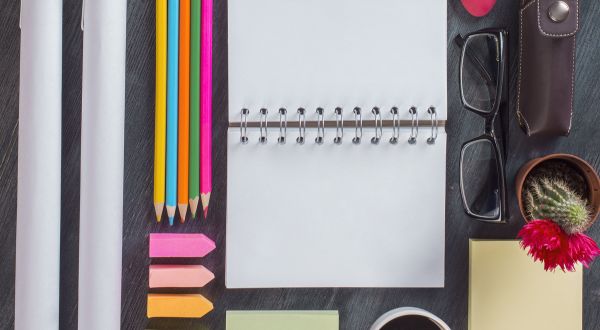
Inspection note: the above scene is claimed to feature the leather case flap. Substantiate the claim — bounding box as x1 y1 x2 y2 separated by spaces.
537 0 579 37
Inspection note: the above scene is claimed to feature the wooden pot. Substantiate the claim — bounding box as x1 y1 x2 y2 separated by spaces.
515 154 600 227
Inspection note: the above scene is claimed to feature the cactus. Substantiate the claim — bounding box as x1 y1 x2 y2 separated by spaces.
526 177 592 234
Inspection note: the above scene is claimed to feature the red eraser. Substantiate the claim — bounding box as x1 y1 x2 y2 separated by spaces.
461 0 496 17
149 233 216 258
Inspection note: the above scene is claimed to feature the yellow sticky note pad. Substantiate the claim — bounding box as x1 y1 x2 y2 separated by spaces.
147 294 213 318
469 240 582 330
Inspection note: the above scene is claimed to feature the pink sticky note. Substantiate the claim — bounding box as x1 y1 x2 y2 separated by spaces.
149 233 216 258
149 265 215 288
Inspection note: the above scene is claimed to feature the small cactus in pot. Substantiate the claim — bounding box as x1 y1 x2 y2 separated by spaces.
515 155 600 272
525 178 592 234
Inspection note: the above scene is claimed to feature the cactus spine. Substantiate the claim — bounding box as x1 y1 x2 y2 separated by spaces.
526 178 591 234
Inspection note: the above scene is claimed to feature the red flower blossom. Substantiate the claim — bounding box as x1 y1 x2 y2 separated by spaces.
518 219 600 272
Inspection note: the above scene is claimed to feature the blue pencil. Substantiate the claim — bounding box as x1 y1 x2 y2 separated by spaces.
166 0 179 225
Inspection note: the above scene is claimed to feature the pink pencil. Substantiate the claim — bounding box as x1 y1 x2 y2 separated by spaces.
200 0 213 218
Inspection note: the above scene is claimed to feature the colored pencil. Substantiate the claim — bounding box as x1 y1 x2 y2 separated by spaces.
201 0 213 218
166 0 180 225
178 0 191 223
154 0 167 222
16 1 62 328
189 0 201 218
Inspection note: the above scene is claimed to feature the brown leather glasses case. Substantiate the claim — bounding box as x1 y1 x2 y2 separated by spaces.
517 0 579 136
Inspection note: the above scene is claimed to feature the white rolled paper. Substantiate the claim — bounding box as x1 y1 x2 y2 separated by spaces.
15 1 63 329
78 0 127 329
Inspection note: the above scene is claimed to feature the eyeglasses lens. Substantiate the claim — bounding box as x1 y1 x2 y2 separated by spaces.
461 139 500 219
461 34 499 113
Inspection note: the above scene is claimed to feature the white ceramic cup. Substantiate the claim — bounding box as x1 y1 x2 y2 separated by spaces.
370 307 451 330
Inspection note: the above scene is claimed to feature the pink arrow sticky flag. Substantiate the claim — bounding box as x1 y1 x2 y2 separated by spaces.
149 233 216 258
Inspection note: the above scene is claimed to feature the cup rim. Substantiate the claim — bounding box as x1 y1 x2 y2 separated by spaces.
369 307 451 330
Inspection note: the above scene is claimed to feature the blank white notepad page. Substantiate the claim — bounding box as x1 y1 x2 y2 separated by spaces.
228 0 447 121
227 128 446 288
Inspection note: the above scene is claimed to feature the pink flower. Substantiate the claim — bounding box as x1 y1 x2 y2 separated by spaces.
568 233 600 268
518 219 600 272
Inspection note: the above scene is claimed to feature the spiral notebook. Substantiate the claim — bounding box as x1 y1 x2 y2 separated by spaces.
226 0 447 288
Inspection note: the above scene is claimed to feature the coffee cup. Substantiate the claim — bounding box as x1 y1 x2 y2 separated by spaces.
370 307 450 330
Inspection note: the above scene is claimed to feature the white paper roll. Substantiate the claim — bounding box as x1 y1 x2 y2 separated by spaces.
78 0 127 329
15 1 63 329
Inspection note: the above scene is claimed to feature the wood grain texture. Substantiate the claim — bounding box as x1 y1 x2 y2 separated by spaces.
0 1 20 328
1 0 600 329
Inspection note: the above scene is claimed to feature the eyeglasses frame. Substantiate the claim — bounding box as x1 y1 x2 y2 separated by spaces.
457 29 508 223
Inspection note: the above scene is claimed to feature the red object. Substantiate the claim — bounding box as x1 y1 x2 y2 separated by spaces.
518 219 600 272
460 0 496 17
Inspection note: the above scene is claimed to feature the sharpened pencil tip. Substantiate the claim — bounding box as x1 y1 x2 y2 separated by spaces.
189 196 200 219
166 205 176 225
154 203 164 222
200 192 211 219
178 204 188 224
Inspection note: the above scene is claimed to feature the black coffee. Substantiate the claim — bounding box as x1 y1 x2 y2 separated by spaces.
379 315 441 330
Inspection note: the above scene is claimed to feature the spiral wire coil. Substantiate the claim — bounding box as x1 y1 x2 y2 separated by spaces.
239 106 440 145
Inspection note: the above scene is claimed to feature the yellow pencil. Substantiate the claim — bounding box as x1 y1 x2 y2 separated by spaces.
154 0 167 222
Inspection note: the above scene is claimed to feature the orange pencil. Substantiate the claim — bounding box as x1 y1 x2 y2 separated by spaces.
178 0 191 223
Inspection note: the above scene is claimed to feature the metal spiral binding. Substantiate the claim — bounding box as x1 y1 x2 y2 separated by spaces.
297 107 306 144
315 107 325 144
240 108 249 144
353 107 362 144
259 108 268 144
238 106 440 145
278 108 287 144
408 106 418 145
334 107 343 144
371 107 382 144
427 106 438 145
389 107 399 144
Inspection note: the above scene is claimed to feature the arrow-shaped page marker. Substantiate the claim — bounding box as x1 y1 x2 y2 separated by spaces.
149 233 216 258
149 264 215 288
147 294 213 318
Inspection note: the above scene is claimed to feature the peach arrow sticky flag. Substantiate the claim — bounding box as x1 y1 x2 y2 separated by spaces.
149 265 215 288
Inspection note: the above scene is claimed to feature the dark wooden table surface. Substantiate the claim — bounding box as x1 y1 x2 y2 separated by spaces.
2 0 600 329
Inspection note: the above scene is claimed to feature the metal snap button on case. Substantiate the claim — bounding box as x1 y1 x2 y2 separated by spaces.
548 1 570 23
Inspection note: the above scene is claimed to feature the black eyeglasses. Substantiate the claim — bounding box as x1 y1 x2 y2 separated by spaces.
456 29 508 223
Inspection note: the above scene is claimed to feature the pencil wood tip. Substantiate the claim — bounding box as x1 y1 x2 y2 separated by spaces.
201 192 211 218
200 192 211 208
154 203 164 222
166 205 176 219
178 204 188 223
189 196 200 218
